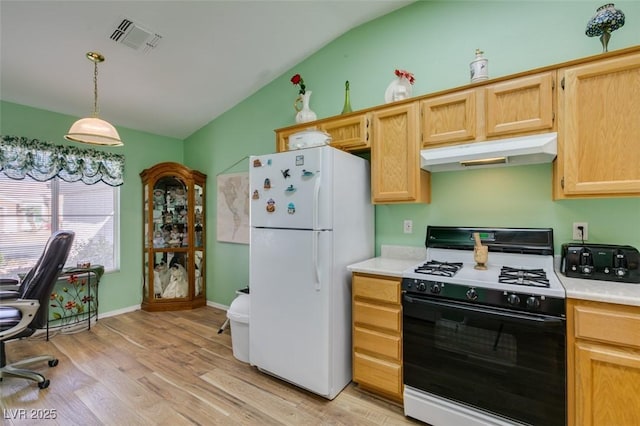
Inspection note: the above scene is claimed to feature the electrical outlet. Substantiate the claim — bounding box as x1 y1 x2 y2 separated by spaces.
403 219 413 234
572 222 589 240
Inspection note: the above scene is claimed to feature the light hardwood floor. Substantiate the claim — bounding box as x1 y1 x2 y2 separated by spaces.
1 307 420 425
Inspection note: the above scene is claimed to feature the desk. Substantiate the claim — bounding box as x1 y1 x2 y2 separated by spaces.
47 265 104 340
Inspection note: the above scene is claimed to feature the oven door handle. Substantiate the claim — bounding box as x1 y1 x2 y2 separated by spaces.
404 295 565 327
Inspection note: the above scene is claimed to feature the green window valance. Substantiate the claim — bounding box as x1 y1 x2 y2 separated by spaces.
0 135 124 186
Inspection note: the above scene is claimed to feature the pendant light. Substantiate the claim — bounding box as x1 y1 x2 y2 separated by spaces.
65 52 123 146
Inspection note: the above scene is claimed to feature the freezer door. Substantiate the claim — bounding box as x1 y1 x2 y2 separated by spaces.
249 147 332 230
249 227 334 397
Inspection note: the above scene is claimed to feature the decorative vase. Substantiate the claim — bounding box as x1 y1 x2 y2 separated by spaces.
294 91 317 123
586 4 625 52
341 81 352 114
470 49 489 83
384 77 412 103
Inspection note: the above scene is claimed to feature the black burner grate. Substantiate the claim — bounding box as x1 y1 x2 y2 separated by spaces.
499 267 550 287
415 260 463 277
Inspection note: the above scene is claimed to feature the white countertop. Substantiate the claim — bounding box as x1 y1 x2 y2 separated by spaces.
348 247 640 307
556 271 640 307
347 245 425 277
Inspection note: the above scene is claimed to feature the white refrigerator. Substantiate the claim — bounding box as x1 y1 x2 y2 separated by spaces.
249 145 374 400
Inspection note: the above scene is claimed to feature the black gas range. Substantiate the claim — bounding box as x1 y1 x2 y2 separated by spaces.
402 226 566 426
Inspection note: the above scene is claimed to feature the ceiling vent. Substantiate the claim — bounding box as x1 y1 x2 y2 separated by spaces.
110 18 162 53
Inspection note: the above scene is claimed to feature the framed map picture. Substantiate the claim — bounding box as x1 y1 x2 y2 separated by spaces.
216 172 249 244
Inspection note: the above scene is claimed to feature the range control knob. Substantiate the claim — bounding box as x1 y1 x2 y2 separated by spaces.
417 282 427 292
526 296 541 309
466 288 478 301
430 283 441 294
507 294 520 305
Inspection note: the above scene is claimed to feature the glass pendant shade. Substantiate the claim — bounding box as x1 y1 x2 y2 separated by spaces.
65 117 123 146
64 51 123 146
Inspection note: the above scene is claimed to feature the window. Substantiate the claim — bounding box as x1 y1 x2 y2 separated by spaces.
0 175 119 275
0 135 124 275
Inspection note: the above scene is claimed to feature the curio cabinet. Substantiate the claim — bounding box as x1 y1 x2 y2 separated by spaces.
140 162 206 311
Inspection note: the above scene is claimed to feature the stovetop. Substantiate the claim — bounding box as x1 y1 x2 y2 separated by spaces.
403 248 565 299
401 227 566 316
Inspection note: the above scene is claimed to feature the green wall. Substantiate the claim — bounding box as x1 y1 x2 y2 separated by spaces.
0 101 184 314
185 1 640 306
2 1 639 312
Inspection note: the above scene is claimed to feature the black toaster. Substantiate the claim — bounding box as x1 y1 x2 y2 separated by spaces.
561 243 640 283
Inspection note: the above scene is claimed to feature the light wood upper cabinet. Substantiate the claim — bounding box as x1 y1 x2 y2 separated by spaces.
275 125 318 153
567 299 640 426
485 72 555 137
421 89 478 146
555 51 640 198
371 102 430 204
318 112 370 152
421 72 555 148
274 112 370 153
352 273 403 403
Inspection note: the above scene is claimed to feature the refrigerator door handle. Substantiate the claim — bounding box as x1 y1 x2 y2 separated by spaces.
312 174 321 230
313 231 320 291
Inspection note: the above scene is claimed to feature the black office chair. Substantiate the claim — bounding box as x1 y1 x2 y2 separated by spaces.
0 230 75 389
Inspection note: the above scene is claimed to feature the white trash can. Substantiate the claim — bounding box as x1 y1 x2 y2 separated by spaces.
227 293 250 363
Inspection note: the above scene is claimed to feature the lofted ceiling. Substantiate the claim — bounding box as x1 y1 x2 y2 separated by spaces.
0 0 413 140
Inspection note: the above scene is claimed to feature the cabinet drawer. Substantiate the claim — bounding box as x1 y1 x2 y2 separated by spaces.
352 275 400 304
353 351 402 396
573 304 640 350
354 326 401 360
353 301 401 332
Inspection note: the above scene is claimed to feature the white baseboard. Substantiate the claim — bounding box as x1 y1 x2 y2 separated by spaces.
100 304 140 318
207 300 230 311
75 302 227 323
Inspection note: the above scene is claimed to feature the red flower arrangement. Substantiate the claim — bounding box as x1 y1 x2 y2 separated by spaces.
395 69 415 85
290 73 307 95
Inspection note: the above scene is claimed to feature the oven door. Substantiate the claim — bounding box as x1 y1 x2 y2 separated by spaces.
403 293 566 426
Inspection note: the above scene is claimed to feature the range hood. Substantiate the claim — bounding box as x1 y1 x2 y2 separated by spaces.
421 132 557 172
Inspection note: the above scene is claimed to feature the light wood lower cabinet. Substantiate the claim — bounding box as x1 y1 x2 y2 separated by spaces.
567 299 640 426
352 273 403 403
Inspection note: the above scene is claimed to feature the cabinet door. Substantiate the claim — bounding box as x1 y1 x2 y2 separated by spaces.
371 102 430 204
574 342 640 426
558 53 640 196
275 125 318 152
421 89 478 146
319 113 370 152
485 71 555 137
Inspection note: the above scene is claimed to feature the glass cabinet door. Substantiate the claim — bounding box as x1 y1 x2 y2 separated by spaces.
152 251 189 299
140 162 206 311
144 183 150 249
194 183 204 248
153 176 189 249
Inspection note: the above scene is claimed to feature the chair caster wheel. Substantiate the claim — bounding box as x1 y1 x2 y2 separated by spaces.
48 359 59 367
38 379 50 389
